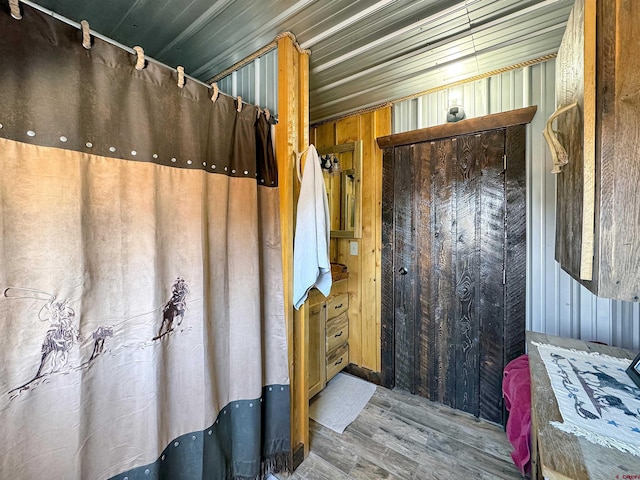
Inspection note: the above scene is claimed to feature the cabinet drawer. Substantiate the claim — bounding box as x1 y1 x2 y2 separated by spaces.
326 311 349 352
326 343 349 381
326 293 348 320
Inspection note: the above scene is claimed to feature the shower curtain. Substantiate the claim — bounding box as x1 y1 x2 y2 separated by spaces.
0 4 290 480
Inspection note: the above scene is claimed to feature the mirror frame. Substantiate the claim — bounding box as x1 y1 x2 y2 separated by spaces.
317 140 363 239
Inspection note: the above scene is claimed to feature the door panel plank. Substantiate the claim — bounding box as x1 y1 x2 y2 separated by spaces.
478 129 507 424
505 125 527 367
415 142 433 398
381 148 396 389
431 138 457 406
393 145 417 392
453 134 482 416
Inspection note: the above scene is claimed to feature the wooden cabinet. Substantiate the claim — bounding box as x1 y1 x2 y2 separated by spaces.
552 0 640 301
307 298 326 398
325 293 349 382
307 280 350 399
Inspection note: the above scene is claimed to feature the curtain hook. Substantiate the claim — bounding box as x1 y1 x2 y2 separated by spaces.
265 109 271 121
9 0 22 20
236 96 242 113
133 46 145 70
80 20 91 49
177 66 185 88
256 107 262 119
210 82 219 103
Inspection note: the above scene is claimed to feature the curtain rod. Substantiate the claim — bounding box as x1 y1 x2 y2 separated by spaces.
20 0 210 90
19 0 277 118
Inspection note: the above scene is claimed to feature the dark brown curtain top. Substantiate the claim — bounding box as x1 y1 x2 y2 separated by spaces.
0 3 277 187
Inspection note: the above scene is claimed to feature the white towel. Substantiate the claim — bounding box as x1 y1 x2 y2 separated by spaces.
293 145 332 309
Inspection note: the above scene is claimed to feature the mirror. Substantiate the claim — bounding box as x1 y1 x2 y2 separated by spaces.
317 141 362 238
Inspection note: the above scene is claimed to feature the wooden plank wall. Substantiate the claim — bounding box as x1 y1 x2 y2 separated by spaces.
310 107 392 373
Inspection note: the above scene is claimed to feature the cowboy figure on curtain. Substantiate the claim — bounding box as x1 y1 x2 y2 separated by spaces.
154 277 190 340
5 287 82 395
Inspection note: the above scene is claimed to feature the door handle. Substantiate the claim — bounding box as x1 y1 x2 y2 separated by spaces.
399 267 408 275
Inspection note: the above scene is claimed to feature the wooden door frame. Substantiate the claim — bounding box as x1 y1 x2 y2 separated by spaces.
376 107 535 417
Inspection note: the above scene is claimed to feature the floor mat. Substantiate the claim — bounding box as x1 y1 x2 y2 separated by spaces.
309 372 376 434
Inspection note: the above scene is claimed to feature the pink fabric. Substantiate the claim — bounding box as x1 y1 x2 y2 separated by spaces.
503 354 531 476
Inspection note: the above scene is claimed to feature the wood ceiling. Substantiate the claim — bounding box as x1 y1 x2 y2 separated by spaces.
25 0 573 123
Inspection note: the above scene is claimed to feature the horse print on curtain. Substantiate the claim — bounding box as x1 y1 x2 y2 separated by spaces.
0 4 290 480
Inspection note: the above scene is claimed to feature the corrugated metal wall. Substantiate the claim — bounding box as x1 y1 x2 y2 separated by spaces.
393 59 640 349
217 49 279 116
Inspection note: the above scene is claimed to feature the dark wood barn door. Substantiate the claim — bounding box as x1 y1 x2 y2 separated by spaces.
378 108 532 425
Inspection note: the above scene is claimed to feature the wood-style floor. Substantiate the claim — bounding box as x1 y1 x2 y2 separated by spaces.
278 385 522 480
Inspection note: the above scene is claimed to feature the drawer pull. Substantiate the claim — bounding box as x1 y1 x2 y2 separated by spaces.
334 331 343 338
334 303 343 309
334 358 343 366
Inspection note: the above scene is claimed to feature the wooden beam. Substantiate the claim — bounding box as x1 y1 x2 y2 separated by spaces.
359 111 378 372
374 107 391 373
580 0 596 280
276 35 310 460
376 106 537 149
296 48 310 457
336 117 362 367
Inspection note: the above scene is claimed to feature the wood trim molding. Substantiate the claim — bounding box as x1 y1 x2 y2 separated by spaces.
376 106 537 149
291 442 305 471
